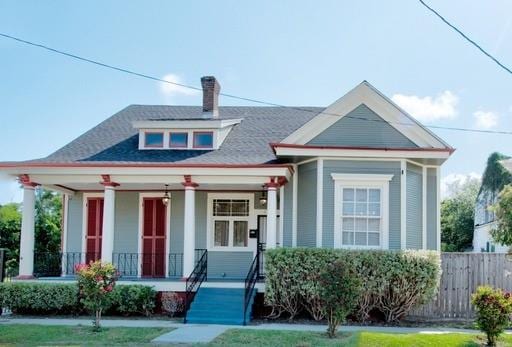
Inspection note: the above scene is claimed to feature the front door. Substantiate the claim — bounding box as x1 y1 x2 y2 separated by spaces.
86 198 103 263
141 198 166 277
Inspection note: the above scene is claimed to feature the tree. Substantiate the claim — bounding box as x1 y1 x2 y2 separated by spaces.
441 178 480 252
490 185 512 247
0 203 22 275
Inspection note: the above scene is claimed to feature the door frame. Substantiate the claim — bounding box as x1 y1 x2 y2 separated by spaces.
137 192 171 278
81 193 105 262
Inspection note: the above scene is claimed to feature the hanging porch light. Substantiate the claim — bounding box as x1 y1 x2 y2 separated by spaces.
162 184 170 206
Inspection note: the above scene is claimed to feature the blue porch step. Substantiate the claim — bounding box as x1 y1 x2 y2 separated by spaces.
185 287 257 325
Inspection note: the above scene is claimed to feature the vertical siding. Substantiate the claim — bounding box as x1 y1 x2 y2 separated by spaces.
113 192 138 253
297 161 317 247
323 160 402 250
169 191 184 254
66 192 83 253
427 168 438 250
406 164 423 249
282 174 294 247
307 104 418 148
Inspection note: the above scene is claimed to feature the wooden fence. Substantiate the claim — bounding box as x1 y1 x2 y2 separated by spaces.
408 252 512 321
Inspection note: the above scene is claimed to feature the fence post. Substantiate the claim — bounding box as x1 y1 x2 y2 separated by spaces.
0 249 6 282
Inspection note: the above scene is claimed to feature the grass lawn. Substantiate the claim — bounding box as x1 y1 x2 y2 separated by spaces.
210 329 512 347
0 324 171 346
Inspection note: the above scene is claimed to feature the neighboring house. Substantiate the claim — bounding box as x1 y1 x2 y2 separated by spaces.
0 77 453 324
472 155 511 253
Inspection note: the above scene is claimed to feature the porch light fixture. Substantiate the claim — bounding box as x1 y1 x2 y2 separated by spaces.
259 188 267 206
162 185 170 206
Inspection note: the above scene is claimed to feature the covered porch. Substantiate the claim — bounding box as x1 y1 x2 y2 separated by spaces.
12 164 291 283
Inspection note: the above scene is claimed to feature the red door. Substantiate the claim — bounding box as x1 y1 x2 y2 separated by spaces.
141 198 166 277
86 198 103 264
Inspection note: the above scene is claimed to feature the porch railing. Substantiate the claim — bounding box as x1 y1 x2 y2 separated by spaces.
112 253 184 278
184 249 208 323
257 242 266 279
34 252 101 277
243 250 259 325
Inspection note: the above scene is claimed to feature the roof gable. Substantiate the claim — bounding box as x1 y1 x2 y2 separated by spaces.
307 104 418 148
282 81 451 149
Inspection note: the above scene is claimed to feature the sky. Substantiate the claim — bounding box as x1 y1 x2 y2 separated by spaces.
0 0 511 203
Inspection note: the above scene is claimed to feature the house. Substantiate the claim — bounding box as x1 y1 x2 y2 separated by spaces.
0 76 453 324
472 153 511 253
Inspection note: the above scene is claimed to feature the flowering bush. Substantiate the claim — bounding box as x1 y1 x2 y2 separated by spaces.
472 286 512 347
75 261 119 331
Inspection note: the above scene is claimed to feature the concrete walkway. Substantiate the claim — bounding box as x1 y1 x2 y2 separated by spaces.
2 316 509 344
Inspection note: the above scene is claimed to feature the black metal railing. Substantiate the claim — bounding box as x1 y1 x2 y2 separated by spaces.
33 252 101 277
184 249 208 323
243 251 259 325
257 242 266 279
0 249 6 282
112 252 184 278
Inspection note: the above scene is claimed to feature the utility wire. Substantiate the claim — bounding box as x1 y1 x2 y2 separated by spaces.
418 0 512 75
1 31 511 136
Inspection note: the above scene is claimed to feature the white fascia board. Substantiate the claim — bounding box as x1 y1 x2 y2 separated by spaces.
132 119 242 129
281 81 449 149
274 146 451 160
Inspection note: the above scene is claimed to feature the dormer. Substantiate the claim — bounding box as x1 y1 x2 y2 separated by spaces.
133 118 242 150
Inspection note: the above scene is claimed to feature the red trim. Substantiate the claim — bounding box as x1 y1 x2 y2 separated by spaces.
277 176 288 186
169 132 188 148
18 174 38 188
193 131 214 149
100 174 120 187
144 131 164 148
270 143 456 154
182 175 199 188
264 177 279 189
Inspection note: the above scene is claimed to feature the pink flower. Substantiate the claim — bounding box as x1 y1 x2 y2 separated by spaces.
105 284 113 292
74 263 88 272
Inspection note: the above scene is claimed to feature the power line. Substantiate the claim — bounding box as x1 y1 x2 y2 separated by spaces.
1 31 511 136
418 0 512 75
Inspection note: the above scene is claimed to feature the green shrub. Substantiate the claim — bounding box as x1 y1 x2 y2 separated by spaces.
264 248 441 323
111 285 156 317
0 282 80 314
319 259 362 338
472 286 512 347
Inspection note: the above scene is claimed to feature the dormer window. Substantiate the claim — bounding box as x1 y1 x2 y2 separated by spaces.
169 132 188 148
193 131 214 149
144 132 164 148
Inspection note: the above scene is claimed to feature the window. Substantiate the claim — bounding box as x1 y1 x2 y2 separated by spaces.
193 131 214 148
341 188 381 247
144 132 164 147
211 198 250 248
169 132 188 148
332 173 393 249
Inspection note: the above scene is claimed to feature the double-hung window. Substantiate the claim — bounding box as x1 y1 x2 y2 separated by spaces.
332 174 393 249
211 198 250 248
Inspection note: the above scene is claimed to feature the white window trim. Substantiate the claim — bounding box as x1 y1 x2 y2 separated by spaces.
137 192 171 278
206 193 255 252
139 129 219 150
332 173 393 249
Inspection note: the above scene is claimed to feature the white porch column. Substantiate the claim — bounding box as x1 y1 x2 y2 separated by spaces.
18 180 37 278
100 176 118 263
183 175 198 277
265 178 279 249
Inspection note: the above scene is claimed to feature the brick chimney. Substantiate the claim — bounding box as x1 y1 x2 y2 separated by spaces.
201 76 220 118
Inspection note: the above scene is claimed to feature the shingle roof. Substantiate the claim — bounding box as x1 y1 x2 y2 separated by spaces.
29 105 324 165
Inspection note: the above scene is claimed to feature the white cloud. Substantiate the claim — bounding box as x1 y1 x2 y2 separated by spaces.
160 74 199 97
441 172 481 199
391 91 458 122
473 110 498 129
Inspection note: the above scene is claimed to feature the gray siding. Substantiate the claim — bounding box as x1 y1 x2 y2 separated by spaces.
66 192 83 253
169 191 184 254
307 104 418 148
323 160 402 249
282 174 294 247
406 164 423 249
427 168 438 250
207 251 253 279
113 192 138 253
297 161 317 247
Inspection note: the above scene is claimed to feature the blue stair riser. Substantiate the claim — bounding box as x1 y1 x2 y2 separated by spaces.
186 287 257 326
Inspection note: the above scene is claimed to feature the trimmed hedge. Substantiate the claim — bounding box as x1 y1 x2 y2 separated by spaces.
264 248 441 322
0 282 157 316
0 282 79 314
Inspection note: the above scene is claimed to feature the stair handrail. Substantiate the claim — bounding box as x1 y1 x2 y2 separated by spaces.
243 249 259 325
184 249 208 323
